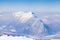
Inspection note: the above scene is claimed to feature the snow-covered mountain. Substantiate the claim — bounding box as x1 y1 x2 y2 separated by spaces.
0 11 60 40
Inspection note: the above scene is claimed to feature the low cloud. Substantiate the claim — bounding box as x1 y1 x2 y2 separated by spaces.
0 35 33 40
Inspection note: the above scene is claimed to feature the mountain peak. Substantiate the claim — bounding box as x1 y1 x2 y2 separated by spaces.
13 11 33 23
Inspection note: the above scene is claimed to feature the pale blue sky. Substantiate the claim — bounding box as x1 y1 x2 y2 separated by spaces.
0 0 60 12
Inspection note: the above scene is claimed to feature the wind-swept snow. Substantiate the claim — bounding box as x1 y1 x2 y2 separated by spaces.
13 11 33 23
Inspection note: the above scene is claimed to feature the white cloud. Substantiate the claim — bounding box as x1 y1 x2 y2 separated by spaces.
13 11 33 23
0 25 16 35
10 29 16 33
0 35 33 40
39 32 60 40
0 25 6 30
41 16 49 23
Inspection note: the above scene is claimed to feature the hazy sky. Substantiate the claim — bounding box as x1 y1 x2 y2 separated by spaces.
0 0 60 12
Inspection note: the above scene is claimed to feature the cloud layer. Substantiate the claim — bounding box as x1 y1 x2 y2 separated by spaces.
0 35 33 40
